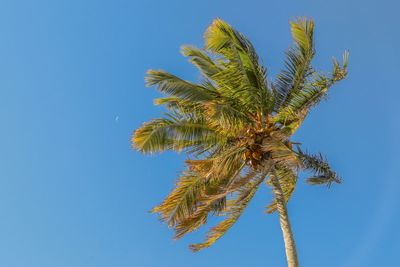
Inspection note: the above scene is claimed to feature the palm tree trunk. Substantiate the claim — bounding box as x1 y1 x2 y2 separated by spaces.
270 171 299 267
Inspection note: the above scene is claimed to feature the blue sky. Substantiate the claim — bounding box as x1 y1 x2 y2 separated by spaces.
0 0 399 266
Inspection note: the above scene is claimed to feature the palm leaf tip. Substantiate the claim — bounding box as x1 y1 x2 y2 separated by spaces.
131 118 175 154
131 127 146 151
290 17 314 52
131 123 156 154
306 175 342 186
189 218 235 252
342 50 349 68
204 18 235 52
145 69 164 86
332 51 349 82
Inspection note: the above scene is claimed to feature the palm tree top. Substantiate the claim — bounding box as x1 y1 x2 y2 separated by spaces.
132 17 348 252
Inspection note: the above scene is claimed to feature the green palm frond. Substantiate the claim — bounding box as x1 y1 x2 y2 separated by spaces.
274 18 315 110
154 96 200 114
132 115 226 154
204 19 273 117
274 51 349 126
146 70 216 102
204 101 253 133
204 18 255 54
181 45 221 78
332 51 349 82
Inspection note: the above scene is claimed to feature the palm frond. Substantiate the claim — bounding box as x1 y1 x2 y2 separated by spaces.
174 202 212 239
274 51 349 127
297 148 342 186
146 70 216 102
181 45 221 78
204 101 254 133
152 171 206 227
154 96 199 114
170 156 258 241
132 116 226 154
202 144 247 182
189 171 266 251
204 18 273 117
274 18 315 110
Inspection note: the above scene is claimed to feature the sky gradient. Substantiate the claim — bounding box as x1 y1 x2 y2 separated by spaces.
0 0 399 266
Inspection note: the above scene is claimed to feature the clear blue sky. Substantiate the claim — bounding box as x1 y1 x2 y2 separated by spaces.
0 0 399 266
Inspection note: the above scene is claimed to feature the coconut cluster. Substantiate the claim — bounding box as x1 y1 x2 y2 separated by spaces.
243 128 271 168
242 125 294 169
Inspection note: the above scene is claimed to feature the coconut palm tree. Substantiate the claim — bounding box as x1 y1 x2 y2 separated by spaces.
132 18 348 267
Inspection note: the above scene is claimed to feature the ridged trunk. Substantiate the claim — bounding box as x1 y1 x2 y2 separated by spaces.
270 172 299 267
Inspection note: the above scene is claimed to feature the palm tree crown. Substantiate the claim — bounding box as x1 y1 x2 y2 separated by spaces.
132 18 348 252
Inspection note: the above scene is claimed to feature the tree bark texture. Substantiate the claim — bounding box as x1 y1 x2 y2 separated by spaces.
270 172 299 267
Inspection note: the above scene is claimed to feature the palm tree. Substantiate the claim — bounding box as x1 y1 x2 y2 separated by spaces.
132 18 348 267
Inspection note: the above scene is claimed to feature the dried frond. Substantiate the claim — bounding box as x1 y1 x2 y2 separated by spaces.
297 149 342 186
189 171 267 251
